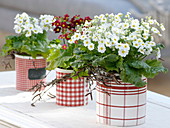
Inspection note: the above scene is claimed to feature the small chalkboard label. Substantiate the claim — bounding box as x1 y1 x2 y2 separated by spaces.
28 67 46 80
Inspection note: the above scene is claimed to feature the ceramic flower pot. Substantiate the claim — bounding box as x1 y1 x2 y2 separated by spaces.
96 78 147 127
56 68 88 106
15 54 46 91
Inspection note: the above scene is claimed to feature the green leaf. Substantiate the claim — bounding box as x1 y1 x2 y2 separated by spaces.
120 63 146 87
47 49 60 61
145 59 162 67
129 60 150 69
156 43 165 49
104 54 118 62
13 41 23 49
80 54 95 60
71 60 85 69
143 59 168 78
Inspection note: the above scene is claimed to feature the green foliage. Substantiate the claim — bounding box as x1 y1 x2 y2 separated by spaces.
1 31 51 58
47 43 76 70
119 59 168 86
120 63 146 87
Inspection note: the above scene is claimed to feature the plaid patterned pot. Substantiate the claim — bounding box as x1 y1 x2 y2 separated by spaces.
56 68 88 106
96 78 147 127
15 54 46 91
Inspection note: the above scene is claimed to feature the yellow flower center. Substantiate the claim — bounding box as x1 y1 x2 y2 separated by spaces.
121 50 126 54
85 41 89 44
100 47 104 50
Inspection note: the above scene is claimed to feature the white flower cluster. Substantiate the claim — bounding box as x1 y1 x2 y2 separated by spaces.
39 14 55 31
69 12 165 58
14 12 54 37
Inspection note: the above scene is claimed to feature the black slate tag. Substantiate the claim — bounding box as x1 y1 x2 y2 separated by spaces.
28 67 46 80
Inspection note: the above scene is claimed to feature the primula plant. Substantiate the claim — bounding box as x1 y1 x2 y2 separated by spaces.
1 12 54 58
30 12 168 105
68 12 168 87
47 14 91 70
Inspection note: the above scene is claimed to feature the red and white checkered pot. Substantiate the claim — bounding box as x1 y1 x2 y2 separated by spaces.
56 68 88 107
96 78 147 127
15 54 46 91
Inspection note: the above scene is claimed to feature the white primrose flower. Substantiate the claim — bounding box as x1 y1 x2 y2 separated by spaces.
91 35 98 42
14 14 20 20
99 39 105 45
26 24 34 31
122 43 130 51
138 47 146 54
101 17 107 23
33 25 43 34
80 34 87 40
145 47 153 55
137 38 143 44
68 38 76 44
144 42 152 48
73 33 81 40
25 19 30 25
128 33 138 40
142 34 149 40
105 32 112 38
140 42 146 48
133 41 140 48
160 24 165 31
105 39 112 47
131 19 139 29
125 12 131 18
149 41 156 47
88 43 95 51
14 25 22 34
83 39 91 47
151 27 160 34
82 27 87 32
154 19 160 26
114 15 121 22
33 28 39 34
14 18 24 25
112 36 119 43
25 30 32 37
136 26 145 32
20 12 29 19
109 13 114 18
122 23 129 29
98 44 106 53
148 19 154 24
142 22 150 29
94 15 99 19
117 13 123 17
23 25 31 32
115 43 123 49
118 49 129 57
111 41 118 46
84 20 91 27
99 14 105 19
123 36 129 41
68 39 74 44
32 18 39 25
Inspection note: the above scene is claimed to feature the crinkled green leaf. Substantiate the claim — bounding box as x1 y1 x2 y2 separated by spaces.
129 60 150 69
143 59 168 78
120 63 146 87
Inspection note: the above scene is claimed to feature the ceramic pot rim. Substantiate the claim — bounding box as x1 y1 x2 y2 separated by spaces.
15 54 44 59
55 68 73 73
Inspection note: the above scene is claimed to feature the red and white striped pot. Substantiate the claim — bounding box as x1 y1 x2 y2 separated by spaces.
15 54 46 91
96 78 147 127
56 68 88 107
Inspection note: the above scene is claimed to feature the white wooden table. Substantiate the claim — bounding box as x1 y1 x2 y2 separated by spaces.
0 71 170 128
